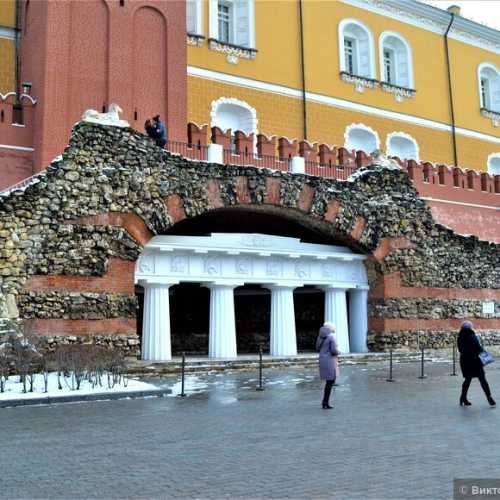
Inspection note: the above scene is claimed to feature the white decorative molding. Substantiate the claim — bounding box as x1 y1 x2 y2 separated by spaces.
81 103 129 128
380 82 416 102
481 108 500 127
188 66 500 145
210 96 258 136
208 39 257 64
0 92 37 105
340 72 379 93
477 62 500 116
338 0 500 55
136 233 368 288
187 34 205 47
386 131 420 161
344 123 381 152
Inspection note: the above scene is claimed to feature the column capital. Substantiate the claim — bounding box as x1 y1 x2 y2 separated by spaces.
138 279 179 288
204 282 244 289
319 285 348 292
263 283 302 291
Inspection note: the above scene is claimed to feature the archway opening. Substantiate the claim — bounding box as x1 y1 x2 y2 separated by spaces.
135 207 369 360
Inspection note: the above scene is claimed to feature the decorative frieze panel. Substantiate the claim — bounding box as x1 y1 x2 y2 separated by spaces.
208 38 257 65
380 82 416 102
187 34 205 47
136 233 368 288
340 72 379 93
481 108 500 127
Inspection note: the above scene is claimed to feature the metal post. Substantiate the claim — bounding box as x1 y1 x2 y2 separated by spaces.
386 343 395 382
419 346 427 379
256 346 264 391
180 351 186 397
450 343 457 376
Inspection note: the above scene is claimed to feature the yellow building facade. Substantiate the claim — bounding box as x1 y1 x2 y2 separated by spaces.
187 0 500 173
0 0 16 94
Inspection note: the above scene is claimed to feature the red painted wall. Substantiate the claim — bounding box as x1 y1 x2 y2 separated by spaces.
18 0 187 171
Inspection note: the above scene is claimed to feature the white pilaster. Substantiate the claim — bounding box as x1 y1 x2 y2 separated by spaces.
268 285 298 356
207 284 238 358
349 288 369 353
323 287 350 354
142 283 174 361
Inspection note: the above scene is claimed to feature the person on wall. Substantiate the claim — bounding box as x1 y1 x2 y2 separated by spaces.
458 320 496 407
152 114 167 148
316 322 340 410
144 119 158 142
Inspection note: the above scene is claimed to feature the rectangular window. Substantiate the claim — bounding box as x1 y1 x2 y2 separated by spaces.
218 2 232 44
481 78 490 109
384 49 395 84
344 38 356 75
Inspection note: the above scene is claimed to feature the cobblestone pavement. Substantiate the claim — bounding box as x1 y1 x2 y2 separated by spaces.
1 359 500 500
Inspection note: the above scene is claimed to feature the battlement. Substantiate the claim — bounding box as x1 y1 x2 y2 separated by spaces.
0 93 36 150
181 123 500 206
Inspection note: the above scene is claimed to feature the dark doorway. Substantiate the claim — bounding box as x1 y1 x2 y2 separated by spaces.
295 286 324 352
170 283 210 355
234 285 271 353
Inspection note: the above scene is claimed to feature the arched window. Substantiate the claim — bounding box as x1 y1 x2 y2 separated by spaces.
338 19 375 78
211 98 257 135
208 0 255 48
478 63 500 112
379 32 413 89
487 154 500 175
344 124 379 153
386 132 419 161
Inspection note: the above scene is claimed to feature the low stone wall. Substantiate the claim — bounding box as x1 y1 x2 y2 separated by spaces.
0 122 497 354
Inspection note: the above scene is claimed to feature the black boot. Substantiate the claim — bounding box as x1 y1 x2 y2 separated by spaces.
322 381 334 409
487 396 496 407
460 379 472 406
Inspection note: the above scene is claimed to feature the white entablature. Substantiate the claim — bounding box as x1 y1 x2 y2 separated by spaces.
135 233 368 289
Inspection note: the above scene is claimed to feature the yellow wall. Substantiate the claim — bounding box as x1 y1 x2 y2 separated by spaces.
188 75 500 171
0 38 15 93
0 0 16 27
0 0 16 93
187 0 500 171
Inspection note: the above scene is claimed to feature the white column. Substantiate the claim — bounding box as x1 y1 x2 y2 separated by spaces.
323 287 350 354
142 283 174 361
349 288 369 353
207 284 238 358
269 285 298 356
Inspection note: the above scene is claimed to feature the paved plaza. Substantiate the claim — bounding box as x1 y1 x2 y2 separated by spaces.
1 359 500 500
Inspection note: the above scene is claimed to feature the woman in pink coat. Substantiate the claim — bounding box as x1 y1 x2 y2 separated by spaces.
316 322 340 409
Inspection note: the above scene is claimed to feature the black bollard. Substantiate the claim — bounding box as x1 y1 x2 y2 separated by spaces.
256 346 265 391
418 346 427 379
386 344 395 382
180 351 186 397
450 343 457 376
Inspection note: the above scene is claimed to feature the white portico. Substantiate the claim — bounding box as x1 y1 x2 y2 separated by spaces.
135 233 369 361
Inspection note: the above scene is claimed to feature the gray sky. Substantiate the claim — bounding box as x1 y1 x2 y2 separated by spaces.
422 1 500 30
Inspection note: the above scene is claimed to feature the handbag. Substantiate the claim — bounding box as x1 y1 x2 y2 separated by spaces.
479 351 494 366
477 334 494 366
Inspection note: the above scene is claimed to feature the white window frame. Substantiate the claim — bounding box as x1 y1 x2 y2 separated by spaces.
218 1 234 44
338 18 375 79
386 132 419 161
378 31 414 89
478 62 500 112
209 0 256 49
187 0 203 36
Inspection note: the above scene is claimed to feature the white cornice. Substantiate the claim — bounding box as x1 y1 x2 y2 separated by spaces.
338 0 500 54
188 66 500 145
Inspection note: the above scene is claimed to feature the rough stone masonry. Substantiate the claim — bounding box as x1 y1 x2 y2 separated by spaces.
0 122 498 355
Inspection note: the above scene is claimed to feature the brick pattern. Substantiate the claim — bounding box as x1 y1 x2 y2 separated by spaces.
24 317 136 336
23 258 136 294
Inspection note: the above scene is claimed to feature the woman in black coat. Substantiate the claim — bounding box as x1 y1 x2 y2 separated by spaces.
457 320 496 407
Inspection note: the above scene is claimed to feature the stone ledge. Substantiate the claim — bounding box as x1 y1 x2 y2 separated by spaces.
0 387 171 408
